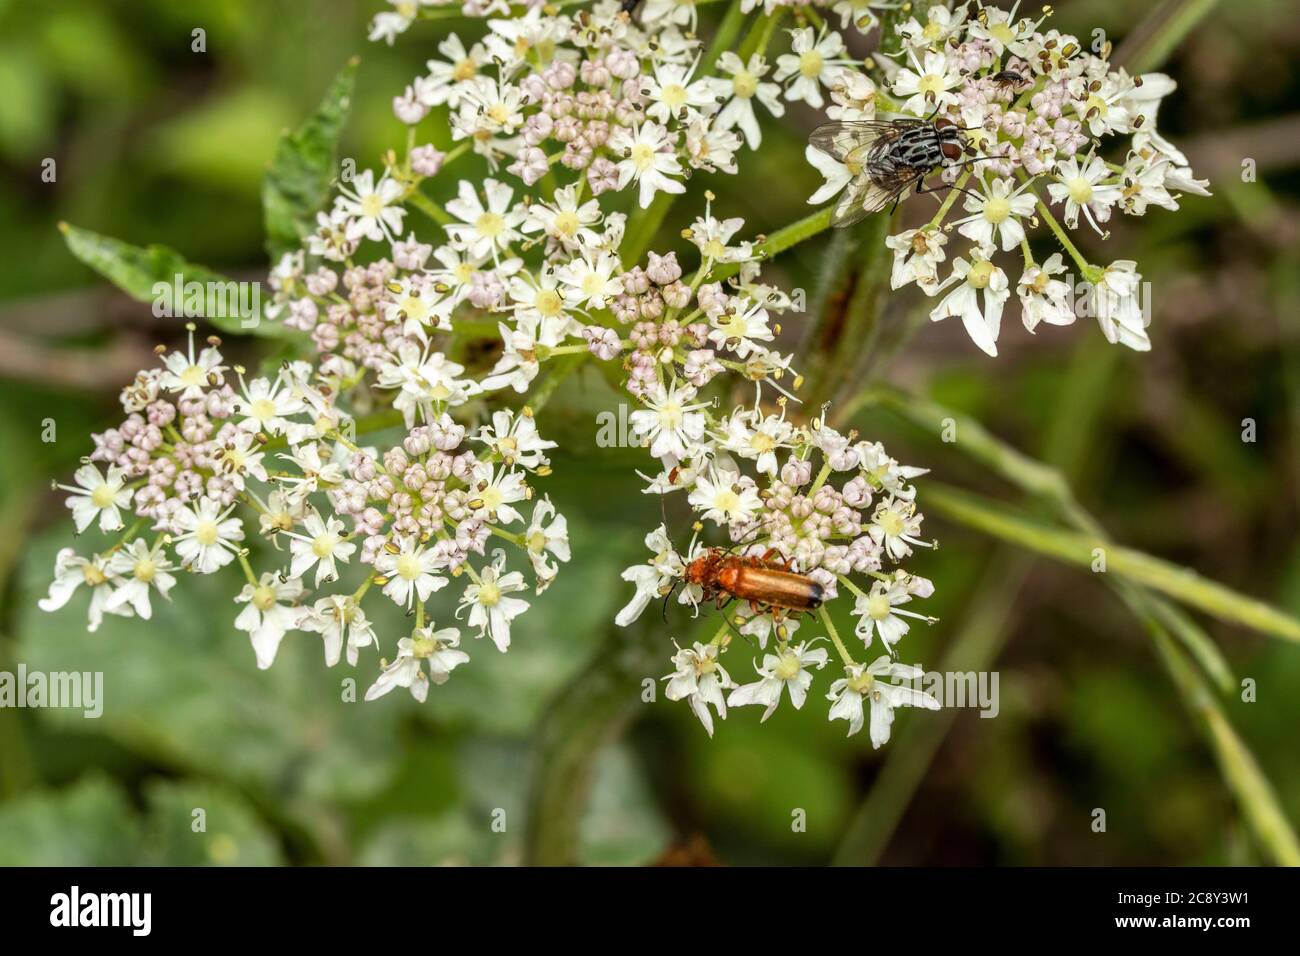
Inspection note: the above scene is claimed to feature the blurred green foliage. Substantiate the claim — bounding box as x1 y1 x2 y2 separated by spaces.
2 0 1300 866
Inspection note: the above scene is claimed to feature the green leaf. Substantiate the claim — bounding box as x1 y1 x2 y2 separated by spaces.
0 776 139 866
15 530 405 810
579 745 670 865
0 776 283 865
142 780 283 866
59 222 290 338
262 57 358 261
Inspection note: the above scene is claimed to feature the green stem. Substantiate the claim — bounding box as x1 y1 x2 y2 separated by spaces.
698 207 835 287
405 189 453 227
1113 0 1221 73
1141 600 1300 866
819 605 856 667
737 8 786 63
834 555 1031 865
926 170 970 229
703 0 748 68
620 191 676 267
523 615 664 865
922 482 1300 644
1033 192 1095 278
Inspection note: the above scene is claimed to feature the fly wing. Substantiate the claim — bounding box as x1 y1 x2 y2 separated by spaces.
830 163 924 228
808 120 918 164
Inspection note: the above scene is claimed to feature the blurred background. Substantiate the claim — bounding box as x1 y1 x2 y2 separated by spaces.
1 0 1298 866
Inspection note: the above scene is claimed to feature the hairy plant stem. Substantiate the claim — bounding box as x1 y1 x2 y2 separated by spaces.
920 482 1300 643
522 614 663 865
842 381 1300 865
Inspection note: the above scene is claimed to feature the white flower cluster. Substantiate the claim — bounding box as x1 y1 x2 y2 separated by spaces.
46 0 1188 748
40 324 568 703
804 0 1210 354
617 415 941 747
38 0 832 708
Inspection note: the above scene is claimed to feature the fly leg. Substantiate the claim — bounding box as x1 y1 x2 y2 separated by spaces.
715 596 758 649
760 547 792 571
915 176 983 204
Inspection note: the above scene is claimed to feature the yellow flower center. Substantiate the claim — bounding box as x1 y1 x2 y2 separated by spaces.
721 313 750 339
535 289 564 317
630 142 656 172
477 580 501 606
553 210 579 236
983 196 1012 224
251 398 277 422
312 533 337 558
733 71 757 98
252 585 277 611
91 484 116 508
475 212 505 238
360 193 386 219
452 58 477 82
918 73 945 97
774 653 802 681
799 51 824 78
847 671 875 694
526 530 547 554
967 259 995 290
1067 177 1094 205
83 564 107 587
661 83 687 110
867 594 892 620
400 294 430 322
713 488 741 515
396 554 422 581
221 446 246 471
878 510 905 536
179 364 207 388
194 520 219 546
134 558 156 584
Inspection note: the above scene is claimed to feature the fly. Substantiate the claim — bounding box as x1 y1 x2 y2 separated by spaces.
809 115 983 227
991 69 1031 94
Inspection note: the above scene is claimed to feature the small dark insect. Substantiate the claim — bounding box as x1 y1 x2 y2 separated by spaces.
620 0 643 13
684 547 825 619
991 69 1030 93
809 116 981 227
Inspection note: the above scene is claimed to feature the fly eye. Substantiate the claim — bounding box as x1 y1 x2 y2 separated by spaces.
934 117 955 130
941 141 963 161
